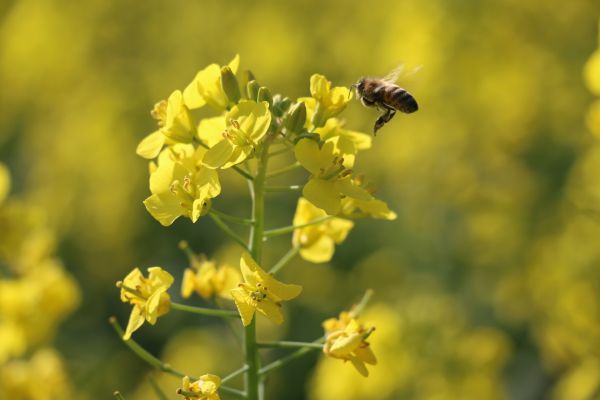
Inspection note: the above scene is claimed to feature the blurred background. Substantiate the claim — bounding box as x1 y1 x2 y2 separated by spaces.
2 0 600 399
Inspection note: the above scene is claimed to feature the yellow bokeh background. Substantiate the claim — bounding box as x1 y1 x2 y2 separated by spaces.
2 0 600 399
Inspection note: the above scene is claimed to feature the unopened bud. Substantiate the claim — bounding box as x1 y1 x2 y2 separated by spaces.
239 70 257 98
284 102 307 134
272 95 292 117
257 86 273 106
246 80 260 101
220 66 241 104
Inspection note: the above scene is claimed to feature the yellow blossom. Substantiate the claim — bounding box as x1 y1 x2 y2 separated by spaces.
323 318 377 377
197 116 227 147
299 74 352 128
292 197 354 263
136 90 196 159
117 266 174 340
183 54 240 111
340 179 397 220
314 118 371 167
230 252 302 326
295 139 371 215
202 100 272 169
181 255 240 300
179 374 221 400
144 144 221 226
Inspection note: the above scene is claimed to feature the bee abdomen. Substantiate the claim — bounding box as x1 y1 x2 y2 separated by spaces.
386 86 418 113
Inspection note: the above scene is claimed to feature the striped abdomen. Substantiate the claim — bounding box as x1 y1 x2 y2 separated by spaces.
380 84 418 113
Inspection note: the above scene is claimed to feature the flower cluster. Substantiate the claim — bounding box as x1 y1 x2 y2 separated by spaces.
116 56 401 398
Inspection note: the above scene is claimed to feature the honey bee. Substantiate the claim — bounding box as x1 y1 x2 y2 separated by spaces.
352 65 419 134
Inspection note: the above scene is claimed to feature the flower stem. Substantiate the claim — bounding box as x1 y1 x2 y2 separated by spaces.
113 391 126 400
222 365 249 384
208 213 250 251
245 136 273 400
210 209 254 225
264 185 301 192
269 247 300 274
258 338 325 377
170 302 239 318
265 162 301 179
263 216 333 238
257 341 324 349
109 317 190 379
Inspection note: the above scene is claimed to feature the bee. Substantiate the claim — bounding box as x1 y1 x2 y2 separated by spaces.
352 65 419 135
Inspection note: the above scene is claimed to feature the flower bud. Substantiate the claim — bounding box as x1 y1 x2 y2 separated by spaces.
272 95 292 117
257 86 273 106
246 80 260 101
284 102 307 134
220 66 241 104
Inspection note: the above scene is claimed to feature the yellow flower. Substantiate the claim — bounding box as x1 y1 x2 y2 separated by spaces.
143 144 221 226
295 139 371 215
292 197 354 263
136 90 196 159
230 252 302 326
338 177 397 220
117 266 174 340
181 255 241 300
202 100 272 169
0 163 10 205
197 116 227 147
298 74 352 128
183 54 240 110
323 318 377 377
314 118 371 168
179 375 221 400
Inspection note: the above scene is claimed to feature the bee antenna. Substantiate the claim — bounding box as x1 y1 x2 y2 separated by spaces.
348 83 356 99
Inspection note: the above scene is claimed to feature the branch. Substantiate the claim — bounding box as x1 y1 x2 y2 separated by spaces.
269 247 300 274
264 185 301 193
208 213 250 251
263 216 333 238
257 341 324 349
171 302 239 318
209 209 254 225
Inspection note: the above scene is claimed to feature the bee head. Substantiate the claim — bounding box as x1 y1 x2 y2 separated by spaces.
350 78 365 98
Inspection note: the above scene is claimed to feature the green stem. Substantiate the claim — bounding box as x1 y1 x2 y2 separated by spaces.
222 365 249 384
210 209 254 225
113 391 126 400
264 185 301 192
269 247 300 274
349 288 374 318
263 216 333 238
208 213 250 251
257 341 324 349
171 302 239 318
245 136 273 400
258 338 325 377
219 386 247 398
109 317 191 379
265 162 301 179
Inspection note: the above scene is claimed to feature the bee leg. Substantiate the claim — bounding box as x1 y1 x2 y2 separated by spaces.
373 107 396 135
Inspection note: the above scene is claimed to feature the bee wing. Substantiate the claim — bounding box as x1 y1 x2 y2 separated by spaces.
382 64 422 83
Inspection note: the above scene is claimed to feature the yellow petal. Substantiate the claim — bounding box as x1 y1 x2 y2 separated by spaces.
261 276 302 301
123 307 145 340
136 131 165 159
0 163 10 204
198 116 226 147
231 287 255 326
350 356 369 377
181 269 195 298
148 266 175 288
303 178 341 215
329 333 363 357
294 139 322 175
355 345 377 365
256 300 284 325
299 235 335 264
584 50 600 95
202 140 235 169
335 177 372 201
143 193 183 226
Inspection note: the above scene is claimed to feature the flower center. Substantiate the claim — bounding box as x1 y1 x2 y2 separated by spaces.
151 100 168 127
319 156 350 181
249 282 269 303
223 119 252 146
